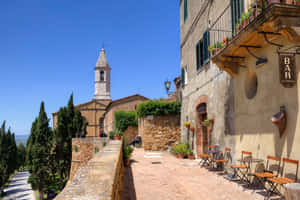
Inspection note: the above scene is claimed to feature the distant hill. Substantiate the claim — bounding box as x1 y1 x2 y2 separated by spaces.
15 134 29 145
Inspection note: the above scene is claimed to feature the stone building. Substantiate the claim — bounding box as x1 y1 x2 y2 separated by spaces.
212 1 300 171
179 0 235 158
53 48 149 137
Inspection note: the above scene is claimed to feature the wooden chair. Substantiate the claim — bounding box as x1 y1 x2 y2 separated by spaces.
231 151 252 183
252 155 281 190
199 145 216 167
267 158 299 198
212 148 231 170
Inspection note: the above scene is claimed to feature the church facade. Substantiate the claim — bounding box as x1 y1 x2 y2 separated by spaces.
53 48 149 137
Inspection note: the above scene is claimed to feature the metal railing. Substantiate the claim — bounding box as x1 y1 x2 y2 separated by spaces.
209 4 232 46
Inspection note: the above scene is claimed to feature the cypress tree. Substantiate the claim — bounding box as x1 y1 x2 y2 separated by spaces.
53 107 71 188
28 102 53 200
26 118 38 171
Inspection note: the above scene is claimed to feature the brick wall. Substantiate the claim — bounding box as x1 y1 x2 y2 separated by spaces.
70 137 107 182
139 115 181 151
55 140 124 200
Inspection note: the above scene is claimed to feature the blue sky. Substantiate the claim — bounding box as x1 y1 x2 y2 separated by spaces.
0 1 180 135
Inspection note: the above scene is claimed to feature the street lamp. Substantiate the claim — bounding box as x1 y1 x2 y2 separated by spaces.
164 80 171 95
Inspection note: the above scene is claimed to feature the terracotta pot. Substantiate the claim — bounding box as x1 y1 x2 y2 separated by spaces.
185 124 190 129
188 154 195 160
114 135 121 140
178 154 184 159
125 158 130 166
190 127 195 132
176 154 180 158
244 19 249 27
297 1 300 5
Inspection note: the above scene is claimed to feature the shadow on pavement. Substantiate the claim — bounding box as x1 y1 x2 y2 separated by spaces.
122 161 137 200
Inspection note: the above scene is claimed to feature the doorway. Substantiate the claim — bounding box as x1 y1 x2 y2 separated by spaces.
196 103 208 156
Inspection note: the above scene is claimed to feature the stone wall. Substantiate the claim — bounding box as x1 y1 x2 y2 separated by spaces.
70 138 107 182
123 126 138 143
139 115 180 151
55 140 124 200
179 0 235 159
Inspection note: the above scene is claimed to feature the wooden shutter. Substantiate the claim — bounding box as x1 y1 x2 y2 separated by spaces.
181 68 185 86
196 41 201 71
184 0 188 22
203 29 210 64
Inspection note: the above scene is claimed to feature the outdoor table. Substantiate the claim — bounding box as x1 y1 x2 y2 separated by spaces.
284 183 300 200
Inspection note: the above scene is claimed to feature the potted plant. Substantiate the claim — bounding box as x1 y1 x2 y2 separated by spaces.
123 144 134 166
190 126 195 132
296 0 300 5
109 131 115 140
187 149 195 160
203 119 211 127
208 45 215 56
244 12 249 27
184 121 190 129
114 129 122 140
249 8 255 22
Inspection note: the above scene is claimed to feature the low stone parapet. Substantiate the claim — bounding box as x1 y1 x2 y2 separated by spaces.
70 137 107 181
55 140 123 200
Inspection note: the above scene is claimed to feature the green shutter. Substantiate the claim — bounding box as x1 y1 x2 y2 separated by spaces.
184 0 188 22
203 29 210 64
181 68 185 86
196 41 201 71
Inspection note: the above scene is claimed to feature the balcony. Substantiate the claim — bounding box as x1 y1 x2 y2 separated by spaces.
211 3 300 77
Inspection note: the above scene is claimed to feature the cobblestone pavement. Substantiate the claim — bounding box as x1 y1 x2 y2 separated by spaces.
3 171 35 200
123 148 267 200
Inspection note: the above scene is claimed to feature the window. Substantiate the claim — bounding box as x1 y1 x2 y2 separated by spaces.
100 118 104 129
196 29 210 71
100 71 105 81
184 0 188 22
231 0 244 34
181 67 185 86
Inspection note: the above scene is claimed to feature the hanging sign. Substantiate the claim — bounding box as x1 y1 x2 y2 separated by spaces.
278 53 296 88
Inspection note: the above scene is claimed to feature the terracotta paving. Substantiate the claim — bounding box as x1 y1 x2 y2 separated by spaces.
123 148 267 200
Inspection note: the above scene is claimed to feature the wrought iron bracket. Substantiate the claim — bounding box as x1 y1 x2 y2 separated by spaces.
258 31 283 48
240 45 268 66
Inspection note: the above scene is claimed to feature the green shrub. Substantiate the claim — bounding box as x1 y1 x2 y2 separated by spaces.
94 146 99 153
171 143 190 156
136 100 181 118
115 111 138 132
102 141 106 147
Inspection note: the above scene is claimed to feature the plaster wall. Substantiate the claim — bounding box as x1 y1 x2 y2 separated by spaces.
232 36 300 177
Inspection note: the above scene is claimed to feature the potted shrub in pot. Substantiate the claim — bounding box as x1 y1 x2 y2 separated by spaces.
184 121 190 129
114 129 122 140
187 149 195 160
109 131 115 140
123 143 134 166
297 0 300 5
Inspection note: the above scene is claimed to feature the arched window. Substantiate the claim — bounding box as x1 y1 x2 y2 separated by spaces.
100 71 105 81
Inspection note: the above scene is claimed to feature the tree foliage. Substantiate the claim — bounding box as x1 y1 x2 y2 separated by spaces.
114 111 138 133
0 121 19 195
136 100 181 118
27 102 53 199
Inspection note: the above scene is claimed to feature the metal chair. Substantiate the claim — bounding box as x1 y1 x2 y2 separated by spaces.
231 151 252 184
199 145 216 167
266 158 299 198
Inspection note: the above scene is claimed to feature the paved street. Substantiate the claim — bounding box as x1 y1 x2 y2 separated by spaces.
123 148 266 200
3 171 35 200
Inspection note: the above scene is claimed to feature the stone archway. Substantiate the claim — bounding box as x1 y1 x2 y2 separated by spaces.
194 95 210 157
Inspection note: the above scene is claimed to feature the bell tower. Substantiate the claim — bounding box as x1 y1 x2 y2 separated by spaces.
94 48 111 100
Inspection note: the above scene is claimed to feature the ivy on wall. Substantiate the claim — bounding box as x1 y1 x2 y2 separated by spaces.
136 100 181 118
114 111 138 132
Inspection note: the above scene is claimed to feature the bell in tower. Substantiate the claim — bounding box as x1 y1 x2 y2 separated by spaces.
94 48 111 100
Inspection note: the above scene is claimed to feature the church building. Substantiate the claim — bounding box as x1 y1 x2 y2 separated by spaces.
53 48 149 137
